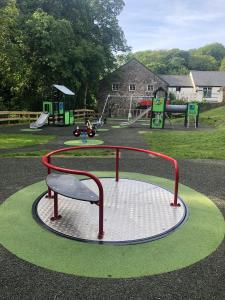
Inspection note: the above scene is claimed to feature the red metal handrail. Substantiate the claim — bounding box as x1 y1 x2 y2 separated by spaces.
42 145 180 240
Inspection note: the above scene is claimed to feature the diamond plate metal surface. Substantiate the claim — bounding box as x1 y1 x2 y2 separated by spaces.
36 178 187 243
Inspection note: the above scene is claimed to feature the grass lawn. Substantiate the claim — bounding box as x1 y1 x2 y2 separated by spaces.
170 105 225 127
142 105 225 160
143 128 225 159
0 134 55 149
0 133 113 157
199 106 225 127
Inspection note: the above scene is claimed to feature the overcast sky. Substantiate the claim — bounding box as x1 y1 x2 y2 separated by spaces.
118 0 225 52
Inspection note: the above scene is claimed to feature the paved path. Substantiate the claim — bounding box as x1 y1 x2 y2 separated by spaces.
0 123 224 299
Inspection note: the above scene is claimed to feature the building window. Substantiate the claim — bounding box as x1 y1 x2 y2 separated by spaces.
147 85 154 91
129 84 136 91
112 83 119 91
203 87 212 98
176 87 181 92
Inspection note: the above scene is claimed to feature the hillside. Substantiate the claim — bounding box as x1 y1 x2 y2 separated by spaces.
118 43 225 75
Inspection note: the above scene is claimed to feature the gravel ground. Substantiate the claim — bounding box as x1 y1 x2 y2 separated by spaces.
0 122 224 300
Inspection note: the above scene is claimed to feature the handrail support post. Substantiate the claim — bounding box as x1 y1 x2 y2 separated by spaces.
116 148 120 182
98 190 104 239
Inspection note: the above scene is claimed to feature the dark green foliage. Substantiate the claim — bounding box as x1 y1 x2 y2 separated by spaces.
187 54 218 71
0 0 127 110
190 43 225 65
117 43 225 75
219 57 225 71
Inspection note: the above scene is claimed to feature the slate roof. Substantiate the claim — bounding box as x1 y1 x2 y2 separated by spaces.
159 75 192 87
190 71 225 86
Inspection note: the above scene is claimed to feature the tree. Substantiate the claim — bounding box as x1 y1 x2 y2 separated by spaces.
129 49 190 74
0 0 30 108
187 54 218 71
190 43 225 65
126 46 222 75
0 0 128 110
219 57 225 71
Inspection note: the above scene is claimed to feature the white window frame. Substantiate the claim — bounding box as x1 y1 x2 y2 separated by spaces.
203 87 212 98
112 83 119 91
147 84 154 92
129 84 136 91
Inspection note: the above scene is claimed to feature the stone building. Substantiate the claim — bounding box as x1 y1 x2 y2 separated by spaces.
98 58 168 116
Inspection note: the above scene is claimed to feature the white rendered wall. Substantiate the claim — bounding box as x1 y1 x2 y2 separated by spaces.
195 87 222 102
169 87 223 102
168 87 197 101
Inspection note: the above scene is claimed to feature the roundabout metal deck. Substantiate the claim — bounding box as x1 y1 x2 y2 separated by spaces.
34 177 188 244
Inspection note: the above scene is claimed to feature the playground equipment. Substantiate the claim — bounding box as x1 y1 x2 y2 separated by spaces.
150 97 166 129
30 112 49 129
33 145 188 244
186 102 200 128
99 95 152 126
150 98 200 129
98 95 199 129
120 107 152 126
43 84 75 126
92 94 110 129
123 95 152 123
73 119 96 139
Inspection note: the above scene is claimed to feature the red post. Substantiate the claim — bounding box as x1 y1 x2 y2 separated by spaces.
47 156 52 198
51 192 62 220
171 161 180 207
116 148 120 182
97 188 104 239
54 192 58 218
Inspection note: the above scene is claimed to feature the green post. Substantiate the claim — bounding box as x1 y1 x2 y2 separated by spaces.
69 110 74 125
43 101 53 114
150 98 166 129
64 111 70 125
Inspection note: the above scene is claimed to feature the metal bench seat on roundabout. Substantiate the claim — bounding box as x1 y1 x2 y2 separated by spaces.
46 173 99 228
46 174 99 203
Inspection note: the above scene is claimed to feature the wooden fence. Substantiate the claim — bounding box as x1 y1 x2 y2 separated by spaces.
0 109 97 125
73 109 96 119
0 111 41 125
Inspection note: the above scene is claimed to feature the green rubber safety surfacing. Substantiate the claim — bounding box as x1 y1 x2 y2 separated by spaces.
111 125 122 128
20 129 42 132
0 172 224 279
97 129 109 132
64 139 104 146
